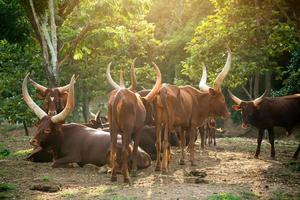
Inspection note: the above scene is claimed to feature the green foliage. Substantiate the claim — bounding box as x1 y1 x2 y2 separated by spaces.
0 0 31 44
0 40 44 125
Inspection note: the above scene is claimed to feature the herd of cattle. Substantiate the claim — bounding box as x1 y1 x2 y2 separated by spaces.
21 46 300 183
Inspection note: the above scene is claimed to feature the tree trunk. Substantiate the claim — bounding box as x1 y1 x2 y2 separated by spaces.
81 85 90 123
254 72 260 98
265 71 271 96
23 120 29 136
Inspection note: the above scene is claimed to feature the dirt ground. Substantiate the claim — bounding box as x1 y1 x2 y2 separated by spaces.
1 127 300 200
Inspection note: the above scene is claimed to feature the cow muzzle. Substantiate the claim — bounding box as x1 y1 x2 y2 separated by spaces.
30 139 39 147
48 111 57 116
241 123 250 129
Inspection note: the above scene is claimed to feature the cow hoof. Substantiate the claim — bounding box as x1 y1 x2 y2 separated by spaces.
124 178 130 184
161 169 168 175
179 160 185 165
111 176 117 182
190 162 197 166
254 155 259 159
131 170 138 177
155 166 161 172
270 157 276 160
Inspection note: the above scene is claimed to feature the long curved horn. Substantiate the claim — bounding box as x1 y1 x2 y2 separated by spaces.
199 63 210 92
144 62 162 102
228 90 242 105
119 69 125 88
213 46 232 90
51 75 76 123
253 90 267 106
22 73 47 119
128 58 137 92
95 110 101 122
57 75 79 93
29 78 47 94
106 62 122 90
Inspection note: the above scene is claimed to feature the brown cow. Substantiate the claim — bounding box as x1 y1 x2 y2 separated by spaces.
29 77 75 116
229 90 300 159
154 47 232 172
23 74 151 170
107 61 161 183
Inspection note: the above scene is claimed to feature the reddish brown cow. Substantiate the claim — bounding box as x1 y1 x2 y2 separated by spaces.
107 61 161 183
229 91 300 159
154 47 232 172
23 74 151 169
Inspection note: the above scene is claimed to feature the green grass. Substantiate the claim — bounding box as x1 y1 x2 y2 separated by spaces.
0 183 15 199
207 193 241 200
272 191 299 200
12 148 32 157
0 143 10 158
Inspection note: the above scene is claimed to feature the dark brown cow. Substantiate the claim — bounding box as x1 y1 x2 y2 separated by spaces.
229 91 300 159
23 74 151 169
154 47 232 172
107 61 161 183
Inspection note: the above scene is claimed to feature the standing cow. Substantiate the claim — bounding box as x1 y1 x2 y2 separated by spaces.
107 61 161 183
229 91 300 159
154 46 232 172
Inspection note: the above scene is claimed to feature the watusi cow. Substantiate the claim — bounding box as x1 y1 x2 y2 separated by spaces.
229 90 300 159
107 61 161 183
154 46 232 172
23 74 151 170
206 118 217 146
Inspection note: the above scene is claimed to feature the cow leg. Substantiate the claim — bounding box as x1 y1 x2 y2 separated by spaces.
155 123 162 171
254 129 264 158
292 143 300 159
179 127 186 165
51 156 76 168
121 133 130 183
188 127 197 166
268 128 275 159
110 130 118 182
213 130 216 146
162 124 169 173
199 128 205 149
131 128 141 176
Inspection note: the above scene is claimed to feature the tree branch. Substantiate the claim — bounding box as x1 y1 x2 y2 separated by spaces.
58 0 80 22
242 86 253 100
58 23 99 67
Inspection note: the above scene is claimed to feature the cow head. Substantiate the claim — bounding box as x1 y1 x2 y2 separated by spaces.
107 60 162 126
29 77 75 116
228 90 267 128
22 74 75 148
198 46 232 118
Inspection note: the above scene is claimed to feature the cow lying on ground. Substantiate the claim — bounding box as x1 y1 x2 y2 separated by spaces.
229 90 300 159
23 74 151 170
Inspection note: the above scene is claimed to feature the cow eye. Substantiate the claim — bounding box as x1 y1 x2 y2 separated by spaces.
44 128 51 134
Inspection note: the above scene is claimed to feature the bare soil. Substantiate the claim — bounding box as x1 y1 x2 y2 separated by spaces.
1 127 300 200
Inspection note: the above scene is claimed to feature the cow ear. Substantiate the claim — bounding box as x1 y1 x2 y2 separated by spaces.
208 88 216 96
36 91 46 99
232 105 241 111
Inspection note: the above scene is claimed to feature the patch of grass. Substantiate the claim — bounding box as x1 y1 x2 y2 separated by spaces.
0 144 10 158
272 191 295 200
0 183 15 192
207 193 241 200
42 176 50 182
286 161 300 172
60 190 77 198
240 191 256 200
0 123 22 135
12 148 32 157
110 196 136 200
